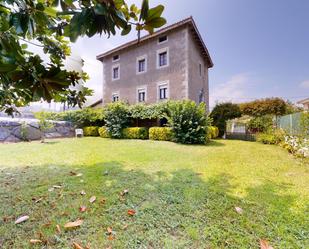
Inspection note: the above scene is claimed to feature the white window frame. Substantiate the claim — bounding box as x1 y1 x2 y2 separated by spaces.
157 35 168 44
136 55 148 74
112 54 120 62
157 81 169 101
156 47 169 69
136 86 147 103
112 64 120 81
112 92 119 102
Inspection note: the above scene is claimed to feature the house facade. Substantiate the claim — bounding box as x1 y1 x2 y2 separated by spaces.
96 17 213 110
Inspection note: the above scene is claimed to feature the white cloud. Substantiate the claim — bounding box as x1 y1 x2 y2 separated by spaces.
210 73 255 109
300 80 309 89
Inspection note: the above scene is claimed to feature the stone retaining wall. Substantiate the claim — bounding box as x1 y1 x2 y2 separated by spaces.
0 118 74 142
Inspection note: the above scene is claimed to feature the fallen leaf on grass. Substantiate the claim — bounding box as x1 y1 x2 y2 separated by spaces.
89 196 96 203
73 242 84 249
107 227 113 235
64 219 83 229
80 190 86 195
235 206 243 214
79 206 87 213
56 224 61 233
259 239 274 249
53 185 62 189
30 239 42 244
108 235 115 241
69 171 77 176
76 173 83 177
122 224 128 230
127 209 136 216
120 189 129 196
15 215 29 224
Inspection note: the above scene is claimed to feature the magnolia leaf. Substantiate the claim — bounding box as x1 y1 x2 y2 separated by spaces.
146 5 164 21
139 0 149 21
259 239 274 249
145 17 166 28
73 242 84 249
127 209 136 216
44 7 57 17
0 64 17 73
121 24 131 36
64 219 83 229
235 206 243 214
29 239 42 244
89 196 96 203
79 206 87 213
15 215 29 224
56 224 61 233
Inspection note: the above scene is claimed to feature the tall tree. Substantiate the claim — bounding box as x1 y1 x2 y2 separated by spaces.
0 0 166 115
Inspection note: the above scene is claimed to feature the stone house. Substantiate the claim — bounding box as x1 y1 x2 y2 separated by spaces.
96 17 213 110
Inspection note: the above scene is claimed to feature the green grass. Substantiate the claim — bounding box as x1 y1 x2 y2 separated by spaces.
0 138 308 248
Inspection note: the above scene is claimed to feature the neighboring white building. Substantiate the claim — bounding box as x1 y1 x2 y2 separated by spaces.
297 98 309 110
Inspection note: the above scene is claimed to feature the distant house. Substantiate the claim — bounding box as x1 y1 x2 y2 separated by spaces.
297 98 309 110
96 17 213 110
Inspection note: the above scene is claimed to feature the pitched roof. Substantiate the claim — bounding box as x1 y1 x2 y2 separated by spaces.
297 97 309 104
96 17 213 68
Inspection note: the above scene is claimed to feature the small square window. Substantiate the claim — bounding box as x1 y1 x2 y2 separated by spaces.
112 93 119 102
138 59 146 73
159 52 167 67
137 89 146 102
112 66 120 80
158 35 168 44
158 84 168 100
112 55 119 62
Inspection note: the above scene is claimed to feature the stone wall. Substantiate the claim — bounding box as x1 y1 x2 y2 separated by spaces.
0 117 74 142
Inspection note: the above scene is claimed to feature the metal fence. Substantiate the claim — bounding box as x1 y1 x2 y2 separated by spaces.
276 112 302 135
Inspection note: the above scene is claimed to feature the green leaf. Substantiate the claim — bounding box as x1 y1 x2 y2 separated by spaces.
145 17 166 28
0 64 17 72
146 5 164 21
139 0 149 21
121 24 131 36
44 7 57 18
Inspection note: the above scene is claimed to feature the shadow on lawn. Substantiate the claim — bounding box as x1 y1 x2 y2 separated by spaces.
0 162 307 248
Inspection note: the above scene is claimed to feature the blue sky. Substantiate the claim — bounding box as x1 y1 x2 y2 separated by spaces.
72 0 309 108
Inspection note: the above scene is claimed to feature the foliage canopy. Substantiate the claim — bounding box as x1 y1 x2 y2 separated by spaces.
0 0 166 115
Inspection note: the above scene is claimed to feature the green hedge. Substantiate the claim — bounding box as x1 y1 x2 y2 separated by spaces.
256 129 285 145
208 126 219 139
122 127 148 139
149 127 173 141
98 126 110 138
83 126 99 136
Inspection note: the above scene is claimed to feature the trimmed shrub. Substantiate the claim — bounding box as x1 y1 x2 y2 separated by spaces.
104 102 130 138
98 126 110 138
122 127 148 139
149 127 173 141
83 126 99 136
208 126 219 139
257 129 285 145
166 100 210 144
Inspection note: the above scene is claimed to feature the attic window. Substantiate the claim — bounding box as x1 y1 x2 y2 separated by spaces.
158 35 168 44
112 55 119 62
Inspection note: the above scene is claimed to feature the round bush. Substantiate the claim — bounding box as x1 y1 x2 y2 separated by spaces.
83 126 99 136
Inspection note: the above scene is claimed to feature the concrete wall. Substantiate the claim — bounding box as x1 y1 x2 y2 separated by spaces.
187 29 210 111
0 118 74 143
102 26 188 104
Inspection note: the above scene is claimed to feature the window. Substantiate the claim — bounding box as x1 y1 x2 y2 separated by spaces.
112 54 119 62
157 48 169 69
112 93 119 102
112 65 120 80
158 35 168 44
137 88 146 102
136 55 147 74
158 83 168 100
199 63 202 77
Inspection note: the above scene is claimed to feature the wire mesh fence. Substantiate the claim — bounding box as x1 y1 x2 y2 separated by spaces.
276 112 303 135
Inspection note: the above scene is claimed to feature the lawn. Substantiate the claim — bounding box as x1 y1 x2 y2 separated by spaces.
0 138 308 249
